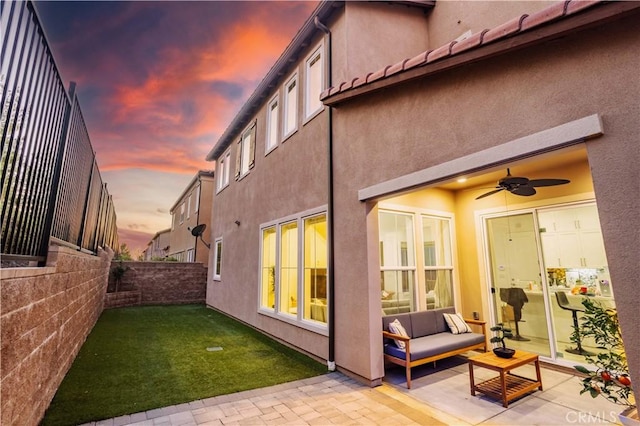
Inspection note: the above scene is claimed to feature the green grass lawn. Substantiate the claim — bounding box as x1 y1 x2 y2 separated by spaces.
42 304 327 425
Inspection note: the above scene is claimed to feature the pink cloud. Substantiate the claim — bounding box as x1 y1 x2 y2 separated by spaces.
117 228 154 255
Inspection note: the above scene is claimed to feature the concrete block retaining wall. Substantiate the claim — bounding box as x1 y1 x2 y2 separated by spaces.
0 245 114 426
105 261 207 307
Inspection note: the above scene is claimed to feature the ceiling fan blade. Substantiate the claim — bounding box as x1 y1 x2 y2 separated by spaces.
528 178 570 187
475 188 505 200
511 186 536 196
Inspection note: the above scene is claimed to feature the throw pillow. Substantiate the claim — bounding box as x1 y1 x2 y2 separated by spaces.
443 313 472 335
388 319 409 349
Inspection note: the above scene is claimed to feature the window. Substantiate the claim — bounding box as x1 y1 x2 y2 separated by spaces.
379 211 416 313
303 215 327 323
283 73 298 138
194 185 200 212
280 221 298 316
235 122 256 180
266 95 279 153
422 215 454 309
187 248 194 262
305 45 324 120
213 238 223 280
180 203 185 224
217 150 231 192
260 226 277 310
171 212 176 230
258 209 328 329
187 193 191 219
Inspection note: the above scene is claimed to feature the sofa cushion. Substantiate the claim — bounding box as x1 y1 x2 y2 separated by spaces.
409 311 438 338
382 313 413 339
388 319 409 349
383 332 484 360
443 313 472 334
434 307 456 333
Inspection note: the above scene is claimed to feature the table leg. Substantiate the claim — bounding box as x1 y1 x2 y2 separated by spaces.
469 362 476 396
535 359 543 391
500 371 508 408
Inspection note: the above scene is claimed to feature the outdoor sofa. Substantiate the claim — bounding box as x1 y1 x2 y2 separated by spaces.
382 307 487 388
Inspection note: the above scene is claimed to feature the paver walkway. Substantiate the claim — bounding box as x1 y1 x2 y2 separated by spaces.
89 357 624 425
88 372 453 426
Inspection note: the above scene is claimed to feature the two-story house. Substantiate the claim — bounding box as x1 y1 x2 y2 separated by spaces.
143 228 171 261
168 170 215 264
206 0 640 389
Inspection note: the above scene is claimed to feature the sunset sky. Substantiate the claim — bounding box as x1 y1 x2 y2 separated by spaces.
35 0 318 255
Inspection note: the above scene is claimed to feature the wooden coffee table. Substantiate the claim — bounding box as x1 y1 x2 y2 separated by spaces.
468 350 543 407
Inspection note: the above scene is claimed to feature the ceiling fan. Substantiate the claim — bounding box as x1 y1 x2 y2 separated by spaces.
475 168 570 200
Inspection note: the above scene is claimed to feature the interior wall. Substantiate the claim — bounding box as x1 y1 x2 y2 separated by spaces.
454 157 595 321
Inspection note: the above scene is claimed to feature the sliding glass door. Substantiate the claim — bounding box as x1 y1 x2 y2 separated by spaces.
486 213 552 357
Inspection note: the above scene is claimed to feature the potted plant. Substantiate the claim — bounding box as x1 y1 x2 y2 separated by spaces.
572 298 636 425
490 323 515 359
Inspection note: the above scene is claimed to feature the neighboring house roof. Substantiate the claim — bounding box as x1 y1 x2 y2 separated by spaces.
169 170 215 213
150 228 171 241
204 0 435 162
146 228 171 250
321 0 640 105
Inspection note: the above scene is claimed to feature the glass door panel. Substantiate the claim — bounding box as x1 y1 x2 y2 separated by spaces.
486 213 552 357
539 203 617 364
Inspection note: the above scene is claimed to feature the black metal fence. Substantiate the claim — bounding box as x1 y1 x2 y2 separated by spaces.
1 1 118 264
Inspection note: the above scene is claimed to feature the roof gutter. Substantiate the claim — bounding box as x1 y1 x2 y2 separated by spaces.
314 16 336 372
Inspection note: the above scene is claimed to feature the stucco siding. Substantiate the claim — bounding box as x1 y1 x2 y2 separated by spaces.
329 14 639 383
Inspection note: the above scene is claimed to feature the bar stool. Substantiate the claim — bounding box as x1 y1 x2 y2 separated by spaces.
555 291 593 356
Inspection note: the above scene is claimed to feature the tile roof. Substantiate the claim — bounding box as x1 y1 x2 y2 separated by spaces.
321 0 626 104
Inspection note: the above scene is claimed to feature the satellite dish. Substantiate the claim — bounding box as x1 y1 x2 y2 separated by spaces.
189 224 210 249
191 223 206 237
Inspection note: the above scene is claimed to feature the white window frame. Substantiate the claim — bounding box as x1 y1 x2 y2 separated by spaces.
282 72 298 140
194 184 200 213
213 237 223 281
187 248 194 262
266 94 279 154
217 149 231 193
257 206 328 335
180 203 185 224
239 126 252 178
187 193 191 219
379 203 458 313
304 43 324 122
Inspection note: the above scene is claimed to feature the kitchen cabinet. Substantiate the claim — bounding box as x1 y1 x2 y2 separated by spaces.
538 204 607 268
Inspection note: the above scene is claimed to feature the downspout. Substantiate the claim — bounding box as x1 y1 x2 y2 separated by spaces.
194 176 200 262
314 16 335 372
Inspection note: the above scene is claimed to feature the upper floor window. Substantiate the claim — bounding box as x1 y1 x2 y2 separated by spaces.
235 121 256 180
266 95 279 154
217 149 231 192
187 193 191 219
283 73 298 139
305 44 324 120
180 203 185 224
194 184 200 212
